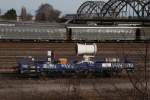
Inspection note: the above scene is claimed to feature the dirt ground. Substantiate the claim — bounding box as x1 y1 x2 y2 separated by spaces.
0 77 149 100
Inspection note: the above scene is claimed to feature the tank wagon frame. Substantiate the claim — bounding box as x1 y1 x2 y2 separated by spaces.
17 59 134 77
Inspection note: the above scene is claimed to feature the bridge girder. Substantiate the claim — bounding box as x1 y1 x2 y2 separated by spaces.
101 0 144 18
77 0 149 18
77 1 105 18
142 1 150 16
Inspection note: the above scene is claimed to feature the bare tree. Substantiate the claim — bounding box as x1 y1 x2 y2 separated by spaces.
90 41 150 100
0 9 1 16
126 42 149 100
36 3 61 22
20 7 27 21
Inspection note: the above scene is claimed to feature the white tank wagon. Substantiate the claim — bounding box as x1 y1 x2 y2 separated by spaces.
0 27 67 40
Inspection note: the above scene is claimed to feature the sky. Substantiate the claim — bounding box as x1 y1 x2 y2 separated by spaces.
0 0 107 16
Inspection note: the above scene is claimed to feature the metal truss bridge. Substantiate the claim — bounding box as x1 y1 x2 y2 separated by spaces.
65 0 150 24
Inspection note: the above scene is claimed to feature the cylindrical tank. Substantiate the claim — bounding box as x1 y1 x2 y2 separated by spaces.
76 43 97 55
58 58 68 64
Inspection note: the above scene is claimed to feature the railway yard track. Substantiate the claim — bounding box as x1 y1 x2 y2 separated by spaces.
0 42 149 73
